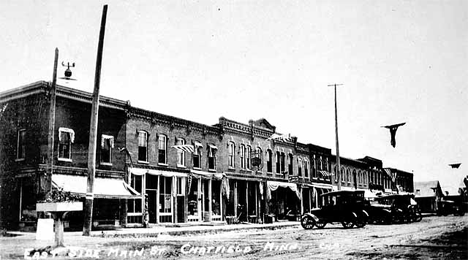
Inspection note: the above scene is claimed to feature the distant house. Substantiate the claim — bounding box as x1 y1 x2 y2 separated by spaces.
414 181 444 213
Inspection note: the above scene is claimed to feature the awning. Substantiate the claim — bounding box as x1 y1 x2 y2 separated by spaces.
171 144 195 153
303 182 333 190
266 181 300 200
191 169 223 180
51 174 140 199
208 144 218 150
319 171 333 177
130 168 187 178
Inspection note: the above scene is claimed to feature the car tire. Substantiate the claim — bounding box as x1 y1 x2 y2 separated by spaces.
300 216 315 230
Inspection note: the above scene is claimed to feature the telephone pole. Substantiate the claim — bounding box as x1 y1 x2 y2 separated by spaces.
83 4 108 236
46 48 59 192
328 84 343 191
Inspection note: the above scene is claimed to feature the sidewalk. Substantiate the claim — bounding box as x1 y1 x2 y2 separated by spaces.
7 221 300 239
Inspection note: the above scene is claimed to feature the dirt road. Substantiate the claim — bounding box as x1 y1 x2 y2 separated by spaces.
4 215 467 260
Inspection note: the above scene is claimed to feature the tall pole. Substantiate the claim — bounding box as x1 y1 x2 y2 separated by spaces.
47 48 59 192
83 4 108 236
328 84 342 190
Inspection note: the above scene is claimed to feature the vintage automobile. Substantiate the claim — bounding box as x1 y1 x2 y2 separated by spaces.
301 190 369 229
365 201 393 224
437 199 466 216
373 194 422 223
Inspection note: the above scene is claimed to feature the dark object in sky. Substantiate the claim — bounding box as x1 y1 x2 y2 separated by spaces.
382 122 406 148
449 163 461 169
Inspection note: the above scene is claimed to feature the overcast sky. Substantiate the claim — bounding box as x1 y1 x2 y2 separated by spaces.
1 0 467 192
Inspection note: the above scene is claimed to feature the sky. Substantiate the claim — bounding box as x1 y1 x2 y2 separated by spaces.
1 0 467 192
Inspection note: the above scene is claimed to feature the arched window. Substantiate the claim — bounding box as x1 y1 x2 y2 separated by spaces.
288 154 293 175
298 158 303 176
266 149 273 172
176 138 186 166
158 134 167 164
228 142 235 168
246 145 252 170
240 144 246 169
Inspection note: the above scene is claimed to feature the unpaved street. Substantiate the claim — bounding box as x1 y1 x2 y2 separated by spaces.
3 215 467 260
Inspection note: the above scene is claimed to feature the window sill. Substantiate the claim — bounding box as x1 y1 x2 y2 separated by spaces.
208 169 216 172
177 165 187 169
138 161 149 164
193 167 202 170
58 158 72 162
15 158 25 162
100 162 112 166
158 163 168 167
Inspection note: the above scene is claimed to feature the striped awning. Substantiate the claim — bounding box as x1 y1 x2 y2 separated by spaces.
319 170 333 177
172 144 195 153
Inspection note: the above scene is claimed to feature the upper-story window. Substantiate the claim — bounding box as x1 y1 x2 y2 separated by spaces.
58 127 75 161
176 138 186 167
297 158 302 176
17 129 26 160
304 159 309 178
246 145 252 170
208 144 217 170
275 151 281 174
228 142 235 168
312 155 316 177
288 154 293 175
280 152 285 173
266 149 273 172
100 134 114 164
137 131 148 162
158 135 167 164
240 144 246 169
193 141 202 169
319 156 323 171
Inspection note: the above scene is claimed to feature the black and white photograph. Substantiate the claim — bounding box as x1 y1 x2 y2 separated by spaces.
0 1 467 259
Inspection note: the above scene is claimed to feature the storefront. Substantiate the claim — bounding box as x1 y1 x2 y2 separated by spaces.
225 178 261 223
187 170 224 222
129 168 186 224
266 181 301 221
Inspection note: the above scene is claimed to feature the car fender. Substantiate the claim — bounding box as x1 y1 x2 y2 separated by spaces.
302 213 319 222
361 210 369 218
382 208 391 214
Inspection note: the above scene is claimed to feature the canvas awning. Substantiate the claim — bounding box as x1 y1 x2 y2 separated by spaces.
51 174 140 199
130 168 187 178
191 169 224 180
319 171 333 177
266 181 300 200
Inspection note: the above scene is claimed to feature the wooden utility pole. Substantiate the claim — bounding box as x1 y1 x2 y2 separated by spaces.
46 48 59 192
328 84 342 191
83 5 108 236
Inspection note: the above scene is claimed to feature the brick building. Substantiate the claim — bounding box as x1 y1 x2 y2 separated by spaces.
0 81 137 231
0 82 414 230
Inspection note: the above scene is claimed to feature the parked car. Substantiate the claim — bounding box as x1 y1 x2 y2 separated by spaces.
373 194 422 223
437 200 465 216
301 190 369 229
365 200 393 224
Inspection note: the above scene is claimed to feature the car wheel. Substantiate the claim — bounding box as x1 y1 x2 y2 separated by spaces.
413 211 422 222
341 220 354 229
300 216 315 230
315 220 327 229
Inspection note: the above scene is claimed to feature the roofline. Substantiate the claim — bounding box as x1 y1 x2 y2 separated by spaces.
0 80 129 110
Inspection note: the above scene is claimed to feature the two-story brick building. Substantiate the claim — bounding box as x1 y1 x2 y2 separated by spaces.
0 81 138 231
0 81 413 231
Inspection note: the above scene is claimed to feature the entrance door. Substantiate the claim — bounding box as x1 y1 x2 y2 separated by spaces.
147 190 157 223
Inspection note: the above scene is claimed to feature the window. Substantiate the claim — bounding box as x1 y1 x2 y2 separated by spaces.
208 144 217 170
240 144 245 169
58 127 74 161
128 174 142 214
193 141 202 169
297 158 302 176
158 135 167 164
288 154 293 175
266 149 272 172
138 131 148 162
228 142 235 168
304 160 309 178
275 152 280 173
246 146 252 170
17 129 26 160
176 138 186 167
159 176 172 214
100 135 114 164
280 152 285 173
